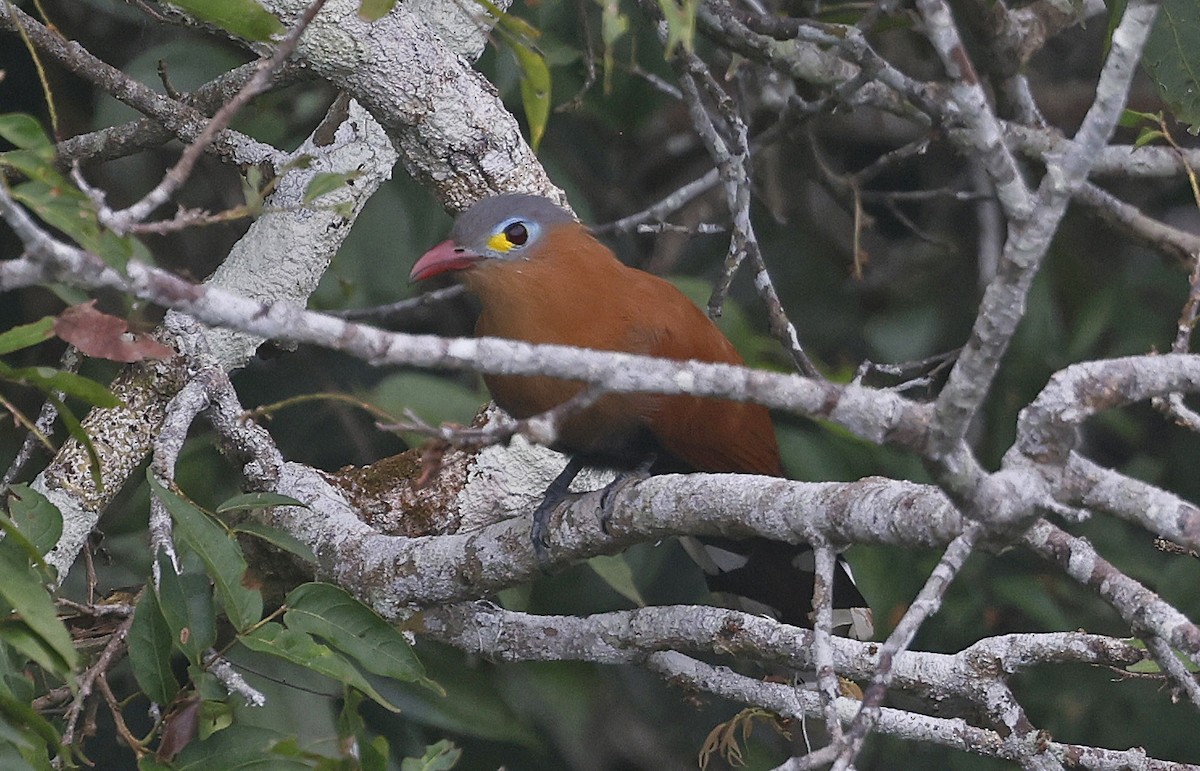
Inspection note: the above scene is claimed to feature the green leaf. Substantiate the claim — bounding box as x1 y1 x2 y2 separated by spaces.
335 687 368 742
512 41 552 152
0 114 51 152
4 486 61 559
586 554 646 607
477 0 541 40
215 492 309 515
0 622 71 682
165 0 285 42
336 690 391 769
238 622 401 712
0 712 51 769
154 555 197 660
7 179 134 271
7 178 83 222
0 685 59 760
0 650 33 698
148 474 263 631
1124 639 1199 673
1117 108 1161 129
0 365 121 408
401 740 461 771
1142 0 1200 132
358 0 397 21
473 0 551 151
196 699 234 742
0 517 50 582
367 645 537 745
0 319 54 356
3 482 61 554
1133 128 1166 148
302 170 363 204
283 583 431 687
129 589 179 705
0 550 76 675
0 741 44 771
0 149 61 188
172 724 311 771
155 556 218 662
656 0 697 57
232 522 316 564
361 735 391 771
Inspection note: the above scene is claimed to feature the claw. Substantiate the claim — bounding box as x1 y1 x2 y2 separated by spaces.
530 495 557 567
530 456 585 566
598 456 654 534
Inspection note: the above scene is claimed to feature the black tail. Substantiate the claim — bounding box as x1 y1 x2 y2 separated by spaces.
681 536 874 640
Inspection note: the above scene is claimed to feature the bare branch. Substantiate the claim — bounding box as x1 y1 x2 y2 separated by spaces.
48 61 306 170
647 650 1184 769
836 527 982 767
16 96 398 579
930 0 1158 454
810 544 845 747
256 460 962 617
61 603 138 749
663 33 822 378
591 167 721 235
1144 636 1200 711
1015 353 1200 472
1025 520 1200 667
332 285 467 324
418 603 1146 701
914 0 1033 221
102 0 333 231
0 3 279 167
1062 453 1200 551
0 185 935 448
1075 182 1200 262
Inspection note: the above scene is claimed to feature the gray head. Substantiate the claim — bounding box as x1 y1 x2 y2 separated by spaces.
410 193 578 282
449 193 577 260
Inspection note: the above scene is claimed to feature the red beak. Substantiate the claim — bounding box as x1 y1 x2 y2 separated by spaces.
409 239 482 282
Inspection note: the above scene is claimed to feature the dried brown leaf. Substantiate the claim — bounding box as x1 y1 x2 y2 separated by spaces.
54 301 173 363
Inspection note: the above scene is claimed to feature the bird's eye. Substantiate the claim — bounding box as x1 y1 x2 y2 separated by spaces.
503 221 529 246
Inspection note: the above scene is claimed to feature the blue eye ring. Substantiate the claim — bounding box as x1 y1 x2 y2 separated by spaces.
490 217 539 254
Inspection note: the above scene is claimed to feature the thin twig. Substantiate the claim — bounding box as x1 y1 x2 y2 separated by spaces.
1075 182 1200 263
592 168 722 235
810 545 845 748
100 0 332 232
1144 636 1200 711
381 385 607 451
662 32 823 378
96 672 148 760
833 526 982 768
1 348 76 488
331 285 467 323
61 602 139 749
929 0 1158 454
0 4 279 168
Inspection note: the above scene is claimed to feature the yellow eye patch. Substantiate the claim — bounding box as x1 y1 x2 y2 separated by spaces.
487 232 514 253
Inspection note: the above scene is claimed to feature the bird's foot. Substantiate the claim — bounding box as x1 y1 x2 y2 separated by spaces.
598 457 654 535
531 457 586 568
530 494 560 567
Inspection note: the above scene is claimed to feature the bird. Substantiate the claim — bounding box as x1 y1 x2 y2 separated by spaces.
410 193 871 637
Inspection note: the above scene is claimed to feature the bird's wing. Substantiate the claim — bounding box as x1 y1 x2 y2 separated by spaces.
619 275 783 476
